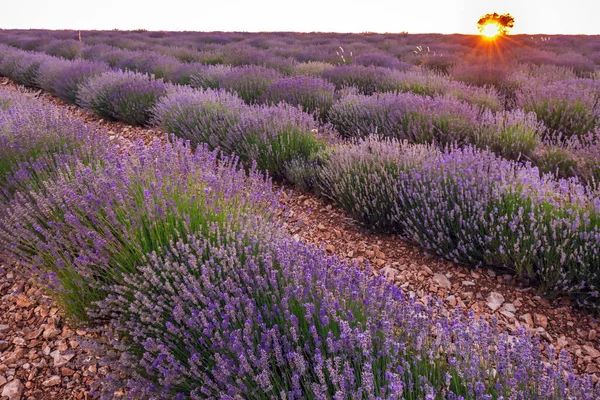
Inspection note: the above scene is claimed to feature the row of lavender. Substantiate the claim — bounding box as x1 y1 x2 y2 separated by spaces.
1 34 599 184
1 42 600 311
1 29 598 77
0 40 600 182
3 88 599 399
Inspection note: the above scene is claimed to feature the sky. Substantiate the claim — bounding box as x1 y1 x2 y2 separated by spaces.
1 0 599 35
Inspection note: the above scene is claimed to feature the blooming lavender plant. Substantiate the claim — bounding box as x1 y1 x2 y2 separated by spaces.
115 51 182 80
473 109 543 160
43 39 84 60
152 86 247 150
227 103 326 177
319 137 600 309
263 76 336 119
322 64 401 95
0 89 110 204
220 65 282 104
77 70 169 125
518 80 600 139
353 51 412 70
92 226 600 399
37 59 109 104
0 51 51 88
293 61 335 77
0 135 278 320
188 64 233 90
328 92 479 145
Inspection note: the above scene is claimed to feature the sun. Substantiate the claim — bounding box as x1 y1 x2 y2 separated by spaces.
481 22 502 39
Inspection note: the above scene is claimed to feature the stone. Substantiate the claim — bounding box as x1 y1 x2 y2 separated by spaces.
589 329 598 341
0 340 9 351
4 348 24 365
432 273 451 289
1 378 24 400
500 310 515 320
420 265 433 276
23 329 42 341
380 267 397 281
520 313 534 327
50 350 75 368
42 326 60 339
42 375 61 387
14 294 33 308
0 376 6 386
446 295 457 307
583 345 600 358
324 244 335 253
486 292 505 312
503 303 517 313
534 313 549 329
556 336 569 349
586 364 600 374
0 324 9 332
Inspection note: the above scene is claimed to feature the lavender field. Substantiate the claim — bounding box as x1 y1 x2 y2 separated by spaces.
1 29 600 398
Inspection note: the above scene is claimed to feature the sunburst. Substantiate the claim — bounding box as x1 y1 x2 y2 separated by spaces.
480 22 502 39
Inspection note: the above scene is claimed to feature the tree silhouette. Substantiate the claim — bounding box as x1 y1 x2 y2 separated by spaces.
477 13 515 36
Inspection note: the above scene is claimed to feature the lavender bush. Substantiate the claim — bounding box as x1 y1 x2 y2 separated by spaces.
328 92 479 145
0 51 50 88
319 138 600 310
115 51 181 80
293 61 334 77
0 137 278 320
35 57 73 95
43 39 84 60
38 59 109 104
152 86 247 150
228 103 327 177
473 109 543 160
93 227 599 399
220 65 282 104
188 64 233 90
0 90 109 203
77 70 169 125
563 129 600 184
518 80 600 139
318 137 433 231
263 76 336 118
322 65 401 95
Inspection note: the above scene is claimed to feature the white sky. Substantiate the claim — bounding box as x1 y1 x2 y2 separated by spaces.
1 0 599 35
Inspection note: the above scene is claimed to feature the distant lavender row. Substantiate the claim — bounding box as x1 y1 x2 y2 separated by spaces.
0 29 597 75
2 40 599 168
0 88 598 399
0 45 540 164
